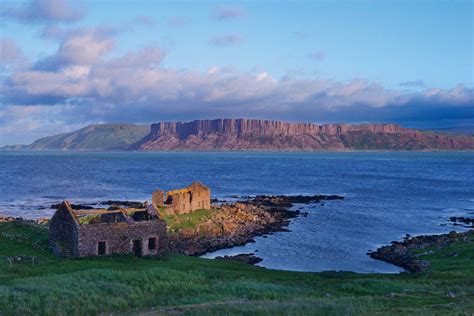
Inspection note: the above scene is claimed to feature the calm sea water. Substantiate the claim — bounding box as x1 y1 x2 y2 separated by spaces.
1 151 473 273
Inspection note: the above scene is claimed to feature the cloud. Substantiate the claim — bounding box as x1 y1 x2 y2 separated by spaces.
34 28 116 69
3 43 472 118
2 0 85 24
399 80 425 88
307 51 325 61
168 16 191 27
0 37 26 64
212 6 245 20
209 34 243 46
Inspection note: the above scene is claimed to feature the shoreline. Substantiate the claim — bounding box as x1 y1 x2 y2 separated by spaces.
1 205 472 273
1 193 472 273
167 194 343 256
3 149 474 154
368 230 474 272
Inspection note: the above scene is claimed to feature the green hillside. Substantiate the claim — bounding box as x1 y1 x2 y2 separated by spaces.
4 124 150 151
0 221 473 315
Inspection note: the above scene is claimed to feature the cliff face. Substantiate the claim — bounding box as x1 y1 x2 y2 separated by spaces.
132 119 474 151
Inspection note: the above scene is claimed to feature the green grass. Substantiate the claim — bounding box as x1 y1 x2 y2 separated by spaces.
0 222 473 315
159 208 219 231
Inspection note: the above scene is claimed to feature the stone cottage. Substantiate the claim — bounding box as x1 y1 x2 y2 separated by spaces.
152 182 211 215
49 201 168 257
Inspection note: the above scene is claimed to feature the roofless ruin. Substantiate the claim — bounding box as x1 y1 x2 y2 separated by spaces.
49 182 211 257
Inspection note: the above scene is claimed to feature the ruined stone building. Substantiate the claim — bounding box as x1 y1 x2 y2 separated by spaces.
152 182 211 215
49 201 168 257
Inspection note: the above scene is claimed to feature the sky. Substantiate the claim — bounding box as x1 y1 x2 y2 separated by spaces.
0 0 473 145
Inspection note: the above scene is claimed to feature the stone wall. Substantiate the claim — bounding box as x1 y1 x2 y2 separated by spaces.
152 190 164 207
49 201 168 258
188 182 211 210
166 190 192 214
163 182 211 215
76 220 168 257
49 202 79 256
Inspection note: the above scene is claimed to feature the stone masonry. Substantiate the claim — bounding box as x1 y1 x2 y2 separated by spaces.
49 201 168 257
152 182 211 215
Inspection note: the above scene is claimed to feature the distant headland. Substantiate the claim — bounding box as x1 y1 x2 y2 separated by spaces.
3 118 474 151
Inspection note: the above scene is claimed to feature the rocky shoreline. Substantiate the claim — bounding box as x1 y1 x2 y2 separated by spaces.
1 194 344 258
3 195 473 273
168 194 343 256
368 230 474 272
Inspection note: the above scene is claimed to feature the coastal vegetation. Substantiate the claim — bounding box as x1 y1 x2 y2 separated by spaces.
158 208 219 232
1 221 473 315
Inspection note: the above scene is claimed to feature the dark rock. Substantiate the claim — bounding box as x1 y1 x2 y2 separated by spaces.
448 216 474 228
101 200 146 208
215 253 263 265
51 203 95 210
245 194 344 208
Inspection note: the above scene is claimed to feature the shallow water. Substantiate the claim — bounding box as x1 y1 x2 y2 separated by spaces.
1 151 473 273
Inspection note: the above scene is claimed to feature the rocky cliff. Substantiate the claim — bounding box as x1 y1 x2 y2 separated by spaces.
132 119 474 151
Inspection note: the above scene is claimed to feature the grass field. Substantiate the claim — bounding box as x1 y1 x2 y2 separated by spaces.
158 208 219 231
0 221 473 315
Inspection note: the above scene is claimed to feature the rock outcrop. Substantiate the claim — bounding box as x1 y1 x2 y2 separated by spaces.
168 202 298 256
168 194 344 256
368 230 474 272
132 119 474 151
215 253 263 265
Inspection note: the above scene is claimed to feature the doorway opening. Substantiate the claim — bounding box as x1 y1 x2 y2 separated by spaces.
98 241 106 255
132 239 143 257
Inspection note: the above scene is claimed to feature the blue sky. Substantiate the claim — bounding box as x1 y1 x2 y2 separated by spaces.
0 0 473 145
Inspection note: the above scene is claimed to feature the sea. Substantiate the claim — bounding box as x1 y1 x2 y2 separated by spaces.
1 151 473 273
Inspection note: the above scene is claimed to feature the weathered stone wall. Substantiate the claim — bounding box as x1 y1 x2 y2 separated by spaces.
49 202 79 257
164 182 211 215
76 220 168 257
188 182 210 211
166 191 192 214
152 189 164 207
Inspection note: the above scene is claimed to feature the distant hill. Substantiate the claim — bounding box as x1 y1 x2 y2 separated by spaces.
2 124 150 151
3 119 474 151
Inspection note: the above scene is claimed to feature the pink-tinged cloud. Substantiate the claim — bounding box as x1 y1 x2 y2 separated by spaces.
0 37 25 64
35 29 116 69
2 0 85 23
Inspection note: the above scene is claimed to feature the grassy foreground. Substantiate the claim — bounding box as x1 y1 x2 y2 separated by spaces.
0 222 473 315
